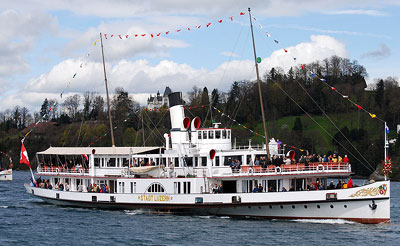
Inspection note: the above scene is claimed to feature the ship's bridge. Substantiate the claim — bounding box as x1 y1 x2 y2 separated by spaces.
191 127 232 150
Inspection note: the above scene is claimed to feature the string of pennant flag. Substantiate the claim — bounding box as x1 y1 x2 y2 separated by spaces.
255 18 386 126
22 101 58 142
211 106 308 153
98 11 248 42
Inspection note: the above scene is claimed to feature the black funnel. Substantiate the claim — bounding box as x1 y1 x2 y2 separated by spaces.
168 92 183 107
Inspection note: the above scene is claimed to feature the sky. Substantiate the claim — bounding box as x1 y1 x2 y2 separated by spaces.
0 0 399 113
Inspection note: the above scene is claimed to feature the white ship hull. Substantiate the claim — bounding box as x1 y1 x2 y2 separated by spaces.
25 180 390 224
0 169 12 181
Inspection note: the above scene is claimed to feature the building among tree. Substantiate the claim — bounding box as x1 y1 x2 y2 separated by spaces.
147 86 172 109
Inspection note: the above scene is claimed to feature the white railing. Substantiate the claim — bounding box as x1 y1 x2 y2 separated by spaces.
231 162 351 175
37 166 89 175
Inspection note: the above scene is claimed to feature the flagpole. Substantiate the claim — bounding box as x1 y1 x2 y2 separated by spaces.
384 121 388 181
29 167 36 183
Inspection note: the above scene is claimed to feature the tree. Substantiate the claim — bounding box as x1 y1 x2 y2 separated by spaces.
211 88 220 108
375 79 384 109
92 95 105 120
12 106 21 129
63 94 81 120
40 98 49 121
200 87 209 106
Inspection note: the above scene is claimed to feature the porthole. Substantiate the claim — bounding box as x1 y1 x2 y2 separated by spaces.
344 205 347 208
280 205 283 209
269 205 272 209
292 205 295 209
330 205 334 208
258 206 261 209
304 205 307 209
248 206 251 209
317 205 320 209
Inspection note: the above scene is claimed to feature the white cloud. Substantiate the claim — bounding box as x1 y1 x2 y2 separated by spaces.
2 35 349 112
258 35 348 73
1 0 398 18
0 10 57 78
328 9 388 16
220 51 240 58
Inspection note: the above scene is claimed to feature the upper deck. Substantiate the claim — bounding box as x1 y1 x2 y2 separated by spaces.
37 161 351 178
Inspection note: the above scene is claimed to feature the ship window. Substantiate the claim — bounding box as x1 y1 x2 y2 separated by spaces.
208 130 214 139
201 157 207 167
185 157 193 167
215 156 220 166
122 158 129 167
174 182 181 194
203 131 208 139
183 182 191 194
94 158 100 167
174 158 179 167
198 131 202 139
107 158 116 167
147 183 166 193
268 180 277 192
344 205 347 208
195 157 199 167
227 130 231 139
304 205 308 209
215 130 221 139
222 130 226 139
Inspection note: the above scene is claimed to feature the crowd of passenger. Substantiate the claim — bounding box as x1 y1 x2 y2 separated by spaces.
29 177 71 191
248 178 354 193
38 160 87 173
230 153 349 171
87 183 109 193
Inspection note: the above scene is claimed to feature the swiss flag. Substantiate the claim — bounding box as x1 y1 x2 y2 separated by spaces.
20 143 30 168
82 154 89 162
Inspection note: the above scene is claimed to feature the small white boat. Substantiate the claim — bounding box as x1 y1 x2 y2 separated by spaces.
0 169 12 181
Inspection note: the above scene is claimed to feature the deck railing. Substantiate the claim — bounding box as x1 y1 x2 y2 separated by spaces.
233 162 351 175
37 166 89 175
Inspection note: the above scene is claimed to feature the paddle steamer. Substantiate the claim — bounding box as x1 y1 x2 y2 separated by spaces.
25 91 390 224
25 8 390 224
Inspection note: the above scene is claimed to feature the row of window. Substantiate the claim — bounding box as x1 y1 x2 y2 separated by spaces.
197 130 231 140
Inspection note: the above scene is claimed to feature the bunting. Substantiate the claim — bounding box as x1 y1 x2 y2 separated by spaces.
102 11 247 41
255 18 383 122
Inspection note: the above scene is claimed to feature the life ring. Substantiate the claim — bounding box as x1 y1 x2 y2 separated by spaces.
317 164 325 171
275 167 281 173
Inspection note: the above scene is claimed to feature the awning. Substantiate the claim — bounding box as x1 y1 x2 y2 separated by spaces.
37 146 161 155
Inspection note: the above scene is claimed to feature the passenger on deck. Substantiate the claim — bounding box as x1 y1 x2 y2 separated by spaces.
65 183 70 191
323 155 328 162
343 155 349 163
289 186 295 191
284 157 291 165
328 181 335 190
258 184 263 192
218 184 223 193
342 181 348 189
347 177 353 188
59 183 64 191
282 187 287 192
212 184 219 193
55 182 59 190
252 186 259 192
332 154 338 163
78 184 83 192
336 180 342 189
338 155 343 163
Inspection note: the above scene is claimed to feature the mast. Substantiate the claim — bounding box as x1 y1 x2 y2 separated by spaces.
100 33 115 147
248 8 270 160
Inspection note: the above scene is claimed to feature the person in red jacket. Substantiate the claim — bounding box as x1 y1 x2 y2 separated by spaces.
343 155 349 163
348 177 353 188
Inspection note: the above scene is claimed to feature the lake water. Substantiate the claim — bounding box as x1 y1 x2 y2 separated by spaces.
1 171 399 245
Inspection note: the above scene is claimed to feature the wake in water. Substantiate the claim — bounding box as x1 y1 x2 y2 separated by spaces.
291 219 356 224
0 205 8 208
